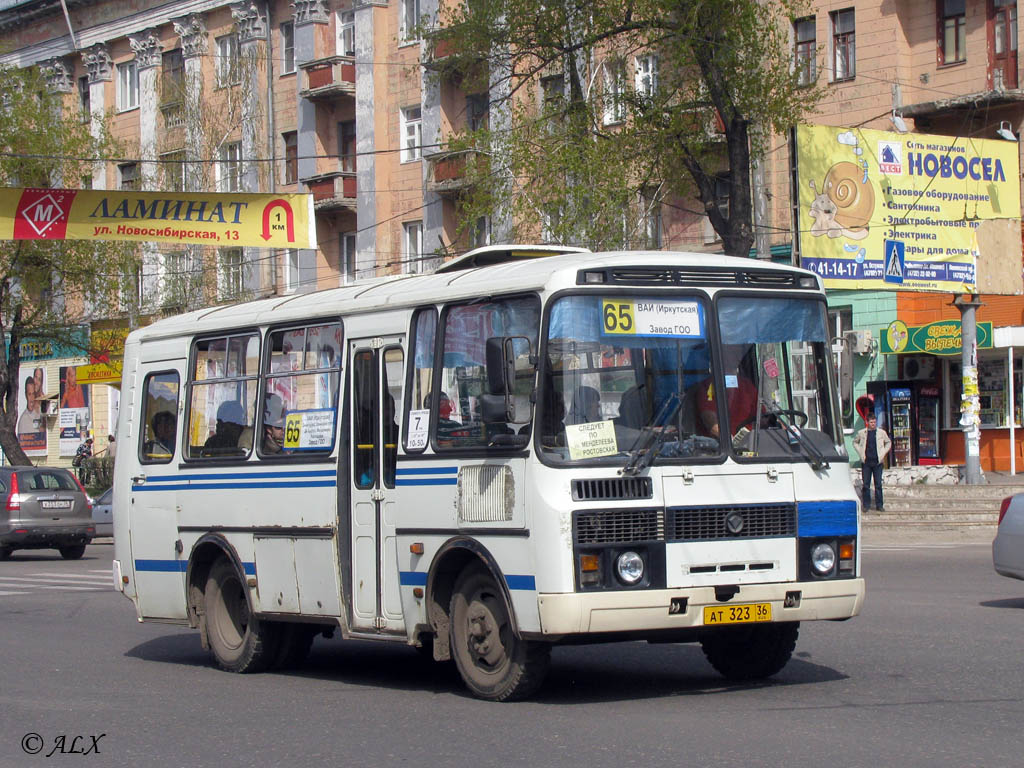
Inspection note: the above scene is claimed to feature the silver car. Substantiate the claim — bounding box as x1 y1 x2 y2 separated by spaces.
91 487 113 537
993 494 1024 581
0 466 94 560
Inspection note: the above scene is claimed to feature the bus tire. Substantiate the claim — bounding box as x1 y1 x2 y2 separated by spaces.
449 565 550 701
700 621 799 681
204 558 279 673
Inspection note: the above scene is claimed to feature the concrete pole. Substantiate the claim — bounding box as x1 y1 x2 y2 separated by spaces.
954 294 983 484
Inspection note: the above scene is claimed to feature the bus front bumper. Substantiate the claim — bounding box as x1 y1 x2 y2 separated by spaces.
536 578 865 636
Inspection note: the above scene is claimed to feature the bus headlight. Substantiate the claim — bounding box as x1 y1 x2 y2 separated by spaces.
810 542 837 575
615 551 645 585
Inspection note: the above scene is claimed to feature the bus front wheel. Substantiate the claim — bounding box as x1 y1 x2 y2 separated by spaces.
700 621 799 680
204 558 279 673
449 565 550 701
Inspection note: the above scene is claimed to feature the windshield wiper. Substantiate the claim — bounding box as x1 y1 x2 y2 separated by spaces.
760 400 830 471
621 393 681 476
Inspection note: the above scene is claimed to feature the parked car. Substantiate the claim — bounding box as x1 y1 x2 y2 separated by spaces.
91 487 113 537
0 466 94 560
993 494 1024 581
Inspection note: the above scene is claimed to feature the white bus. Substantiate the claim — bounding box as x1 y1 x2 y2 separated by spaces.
113 246 864 701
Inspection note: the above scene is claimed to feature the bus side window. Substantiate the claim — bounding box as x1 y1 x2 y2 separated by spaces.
139 372 180 463
382 347 404 487
403 308 436 453
186 334 259 459
352 350 376 488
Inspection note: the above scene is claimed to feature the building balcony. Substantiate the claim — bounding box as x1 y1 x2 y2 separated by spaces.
426 149 487 196
303 169 357 212
299 55 356 101
901 88 1024 122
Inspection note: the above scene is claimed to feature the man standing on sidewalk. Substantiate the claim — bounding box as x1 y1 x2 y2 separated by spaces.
854 414 892 511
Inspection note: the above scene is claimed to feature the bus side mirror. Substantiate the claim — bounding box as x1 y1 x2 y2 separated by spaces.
485 337 514 395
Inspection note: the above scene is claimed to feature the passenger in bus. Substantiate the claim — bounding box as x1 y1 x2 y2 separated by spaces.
203 400 247 456
568 386 602 424
143 411 177 459
615 385 649 429
696 374 757 439
262 394 287 454
538 389 566 447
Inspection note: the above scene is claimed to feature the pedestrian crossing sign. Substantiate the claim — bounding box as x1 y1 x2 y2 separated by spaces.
883 239 905 284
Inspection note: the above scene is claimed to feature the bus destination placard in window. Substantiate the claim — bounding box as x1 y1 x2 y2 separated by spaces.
283 409 335 451
601 299 705 338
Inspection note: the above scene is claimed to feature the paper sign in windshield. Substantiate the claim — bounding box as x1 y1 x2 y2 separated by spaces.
566 420 619 460
283 408 335 451
407 408 429 450
601 299 704 338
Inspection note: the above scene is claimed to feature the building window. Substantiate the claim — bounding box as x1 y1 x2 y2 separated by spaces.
339 11 355 57
341 233 356 283
216 34 241 87
282 249 298 293
162 48 184 102
541 75 565 128
160 151 185 191
602 61 626 125
641 188 662 248
794 16 816 86
403 220 424 274
703 174 730 244
831 9 855 81
219 142 242 192
992 0 1017 88
117 60 139 111
339 120 357 172
467 93 488 131
471 216 490 248
280 22 295 74
283 132 298 184
77 75 89 121
119 162 139 191
635 54 658 99
219 248 244 299
939 0 966 64
401 106 422 162
400 0 421 43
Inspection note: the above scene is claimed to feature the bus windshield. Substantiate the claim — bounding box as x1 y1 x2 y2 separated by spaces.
539 293 845 466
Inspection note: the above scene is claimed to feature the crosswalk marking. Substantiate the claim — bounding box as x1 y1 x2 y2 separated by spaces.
0 590 28 596
863 543 985 551
30 572 112 580
0 576 110 586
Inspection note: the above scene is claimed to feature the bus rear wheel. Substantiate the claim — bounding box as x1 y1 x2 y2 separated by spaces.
204 558 279 673
700 621 799 681
449 565 550 701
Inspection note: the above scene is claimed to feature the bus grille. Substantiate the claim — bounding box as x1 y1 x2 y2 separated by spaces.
573 503 796 545
667 503 796 541
572 477 653 501
574 509 663 545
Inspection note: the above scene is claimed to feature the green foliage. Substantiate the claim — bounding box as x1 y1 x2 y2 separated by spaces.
0 63 140 465
427 0 822 255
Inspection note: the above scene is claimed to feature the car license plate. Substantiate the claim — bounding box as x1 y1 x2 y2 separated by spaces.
703 602 772 625
41 500 72 510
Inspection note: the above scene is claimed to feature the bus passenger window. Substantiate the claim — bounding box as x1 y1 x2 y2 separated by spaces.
261 323 342 457
186 333 259 459
139 372 180 463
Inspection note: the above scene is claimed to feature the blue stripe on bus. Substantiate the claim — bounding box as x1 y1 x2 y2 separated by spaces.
395 467 458 475
145 470 336 483
797 500 858 537
395 478 458 486
135 560 256 575
134 480 336 492
399 571 536 591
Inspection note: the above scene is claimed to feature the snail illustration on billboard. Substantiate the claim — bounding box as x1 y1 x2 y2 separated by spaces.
807 160 874 241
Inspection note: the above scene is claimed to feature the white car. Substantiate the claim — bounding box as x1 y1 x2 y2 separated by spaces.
993 494 1024 581
91 487 113 538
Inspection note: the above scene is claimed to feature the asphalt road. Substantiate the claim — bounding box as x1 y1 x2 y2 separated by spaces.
0 530 1020 768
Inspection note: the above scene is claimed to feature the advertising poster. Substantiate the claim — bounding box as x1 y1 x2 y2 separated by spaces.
59 410 82 457
16 365 47 456
796 125 1021 292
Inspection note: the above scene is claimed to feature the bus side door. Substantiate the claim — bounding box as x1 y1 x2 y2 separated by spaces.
126 356 187 620
349 337 405 632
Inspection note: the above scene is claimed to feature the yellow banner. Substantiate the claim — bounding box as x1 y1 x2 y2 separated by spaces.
796 125 1021 292
0 188 317 249
76 360 123 386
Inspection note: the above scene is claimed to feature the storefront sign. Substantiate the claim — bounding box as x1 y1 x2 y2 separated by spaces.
0 188 317 249
881 319 993 355
797 125 1021 292
75 360 123 386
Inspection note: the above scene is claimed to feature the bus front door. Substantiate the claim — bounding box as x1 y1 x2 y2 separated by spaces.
348 338 405 633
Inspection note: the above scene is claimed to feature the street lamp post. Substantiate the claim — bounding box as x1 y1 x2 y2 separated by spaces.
953 294 984 485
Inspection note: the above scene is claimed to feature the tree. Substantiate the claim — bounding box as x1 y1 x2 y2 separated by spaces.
0 64 140 466
428 0 821 256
